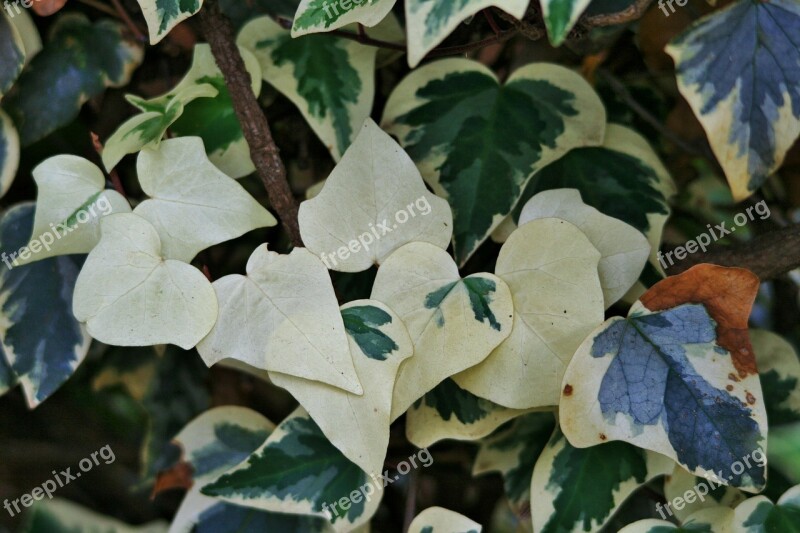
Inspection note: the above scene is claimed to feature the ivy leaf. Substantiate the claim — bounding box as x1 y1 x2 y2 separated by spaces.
407 506 482 533
0 203 91 408
752 329 800 427
453 218 604 409
662 464 746 522
136 0 203 44
531 428 674 533
0 108 19 199
518 189 651 308
371 242 514 419
14 155 131 266
299 118 453 272
291 0 396 36
269 300 412 476
382 59 606 265
539 0 592 46
404 0 528 67
0 10 29 98
72 213 218 349
665 0 800 200
2 14 143 146
473 413 556 518
25 499 169 532
238 16 376 161
405 378 531 448
201 406 382 532
617 508 733 532
132 137 276 263
560 264 768 492
196 245 363 395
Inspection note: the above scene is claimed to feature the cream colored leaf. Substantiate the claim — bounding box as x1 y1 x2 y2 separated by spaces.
133 137 276 263
299 118 452 272
196 245 362 395
663 464 745 522
407 506 482 533
73 213 218 349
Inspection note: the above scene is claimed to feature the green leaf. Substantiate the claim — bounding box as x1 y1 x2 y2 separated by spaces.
24 498 168 532
0 108 19 199
136 0 203 44
407 506 482 533
540 0 592 46
705 484 800 532
238 16 376 161
0 203 91 407
382 59 606 265
665 0 800 200
2 13 143 146
291 0 396 36
201 406 382 532
530 428 674 533
752 329 800 427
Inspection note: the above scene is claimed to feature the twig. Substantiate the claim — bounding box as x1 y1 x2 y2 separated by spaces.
110 0 147 42
483 8 502 36
403 468 419 532
580 0 654 28
198 0 303 247
90 132 127 198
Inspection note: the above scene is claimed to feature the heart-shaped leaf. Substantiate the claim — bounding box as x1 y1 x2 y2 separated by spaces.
136 0 203 45
371 241 514 419
560 264 768 492
299 118 452 272
382 59 606 265
291 0 396 36
73 213 218 349
196 244 362 395
133 137 276 263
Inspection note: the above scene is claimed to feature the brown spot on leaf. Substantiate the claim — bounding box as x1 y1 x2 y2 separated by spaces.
726 385 734 391
599 433 607 441
563 384 573 396
746 392 756 405
729 373 740 382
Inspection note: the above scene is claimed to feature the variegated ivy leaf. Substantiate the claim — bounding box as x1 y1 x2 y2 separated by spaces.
407 506 482 533
14 155 131 267
201 406 383 532
0 108 19 199
405 378 532 448
136 0 203 45
530 427 675 533
382 59 606 265
540 0 592 46
0 203 91 408
299 118 453 272
133 137 276 263
662 463 746 522
492 124 674 284
453 218 604 409
196 245 363 395
269 300 412 476
370 241 514 420
665 0 800 201
752 329 800 427
518 190 650 308
73 213 218 349
292 0 396 36
0 11 26 97
616 507 734 533
2 14 143 146
26 499 168 532
473 412 556 517
404 0 528 67
238 16 376 161
560 264 768 492
168 44 263 179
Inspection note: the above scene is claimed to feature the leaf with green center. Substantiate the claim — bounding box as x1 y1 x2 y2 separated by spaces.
25 499 169 532
404 0 528 67
539 0 592 46
238 16 376 161
196 244 362 395
407 506 482 533
382 59 606 265
560 265 768 492
298 118 453 272
136 0 203 44
201 406 382 532
291 0 397 36
72 213 218 349
686 484 800 532
453 218 604 409
665 0 800 200
0 203 91 408
269 300 412 476
752 329 800 427
370 242 514 420
405 378 532 448
132 137 276 263
531 427 674 533
663 464 746 522
0 108 19 199
473 413 556 517
2 13 143 146
617 508 733 532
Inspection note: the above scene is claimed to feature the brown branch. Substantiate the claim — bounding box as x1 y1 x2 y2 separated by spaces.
580 0 654 28
665 224 800 280
198 1 303 247
110 0 147 42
